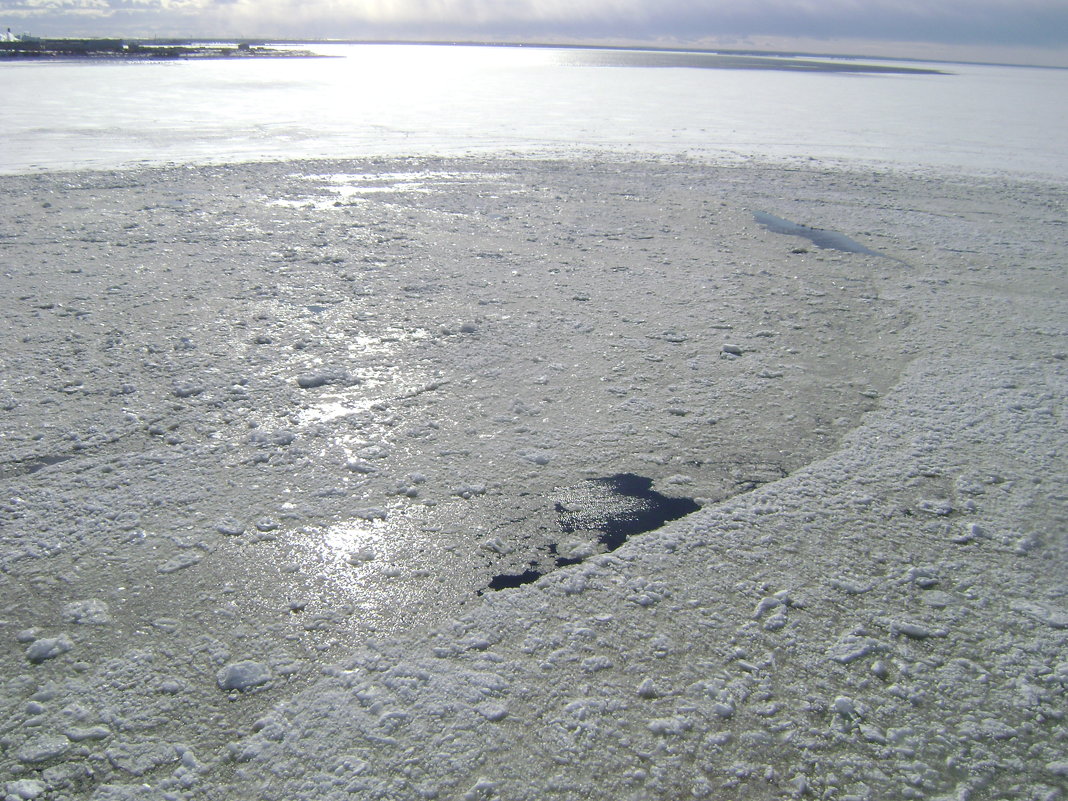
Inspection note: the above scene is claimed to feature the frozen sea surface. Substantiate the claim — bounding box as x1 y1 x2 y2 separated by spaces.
0 157 1064 799
2 43 1067 180
1 40 1066 801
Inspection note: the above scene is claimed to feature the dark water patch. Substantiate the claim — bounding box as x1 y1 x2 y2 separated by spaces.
487 568 545 591
754 211 903 263
484 473 699 592
555 473 700 552
548 543 583 569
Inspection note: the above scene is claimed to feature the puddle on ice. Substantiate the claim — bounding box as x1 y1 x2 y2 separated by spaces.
486 473 700 591
754 210 897 260
284 473 700 610
486 568 545 591
554 473 701 552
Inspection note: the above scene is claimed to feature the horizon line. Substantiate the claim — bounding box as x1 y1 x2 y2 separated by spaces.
4 34 1063 70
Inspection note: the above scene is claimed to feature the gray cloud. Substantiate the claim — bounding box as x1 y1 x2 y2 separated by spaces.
3 0 1067 53
595 1 1068 47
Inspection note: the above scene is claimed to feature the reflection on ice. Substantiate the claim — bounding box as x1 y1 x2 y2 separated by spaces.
273 171 506 210
294 326 431 425
320 517 387 564
299 393 382 424
283 505 470 633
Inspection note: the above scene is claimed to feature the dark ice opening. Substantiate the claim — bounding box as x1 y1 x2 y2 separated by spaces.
554 473 700 554
487 568 546 591
484 473 699 592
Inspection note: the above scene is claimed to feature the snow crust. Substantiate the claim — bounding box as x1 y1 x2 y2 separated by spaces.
1 158 1065 799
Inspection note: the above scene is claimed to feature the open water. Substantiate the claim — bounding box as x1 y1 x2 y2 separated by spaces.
2 43 1066 179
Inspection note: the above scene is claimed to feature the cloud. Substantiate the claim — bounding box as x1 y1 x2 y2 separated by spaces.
10 0 110 12
224 0 1068 47
4 0 1067 52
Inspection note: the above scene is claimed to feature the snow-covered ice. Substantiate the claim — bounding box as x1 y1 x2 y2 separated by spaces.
0 157 1064 799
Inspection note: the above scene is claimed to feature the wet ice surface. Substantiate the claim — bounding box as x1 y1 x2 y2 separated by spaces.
273 171 493 211
753 210 898 260
1 157 1065 799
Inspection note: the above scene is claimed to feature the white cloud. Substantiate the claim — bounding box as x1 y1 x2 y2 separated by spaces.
21 0 110 9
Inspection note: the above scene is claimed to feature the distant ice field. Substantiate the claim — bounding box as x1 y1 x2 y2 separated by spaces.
2 43 1066 180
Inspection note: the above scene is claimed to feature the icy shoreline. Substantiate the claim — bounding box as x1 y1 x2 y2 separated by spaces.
1 157 1065 799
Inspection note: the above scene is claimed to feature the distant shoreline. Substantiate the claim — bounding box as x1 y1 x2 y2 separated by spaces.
2 36 1061 70
0 38 328 60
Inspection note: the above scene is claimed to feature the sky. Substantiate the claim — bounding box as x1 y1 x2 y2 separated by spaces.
3 0 1068 67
